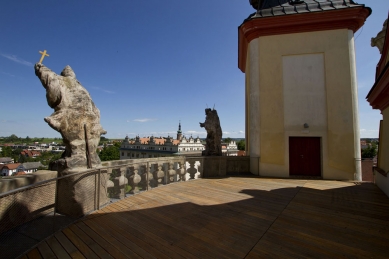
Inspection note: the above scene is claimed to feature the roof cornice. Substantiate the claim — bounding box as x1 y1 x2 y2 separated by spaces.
367 12 389 112
367 62 389 111
238 7 370 72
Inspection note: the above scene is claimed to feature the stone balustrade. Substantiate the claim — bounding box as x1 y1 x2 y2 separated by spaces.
0 156 249 237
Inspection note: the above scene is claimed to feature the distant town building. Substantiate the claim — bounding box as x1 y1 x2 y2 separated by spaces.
0 157 14 164
120 135 204 159
120 123 239 159
222 141 238 156
16 162 43 174
21 150 41 158
1 163 21 176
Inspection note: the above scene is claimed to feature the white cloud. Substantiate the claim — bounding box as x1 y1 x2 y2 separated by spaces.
1 53 33 67
90 86 115 94
0 120 17 124
133 118 157 123
0 71 15 77
239 130 244 134
223 131 231 135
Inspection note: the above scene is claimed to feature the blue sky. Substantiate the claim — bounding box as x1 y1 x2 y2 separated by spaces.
0 1 387 139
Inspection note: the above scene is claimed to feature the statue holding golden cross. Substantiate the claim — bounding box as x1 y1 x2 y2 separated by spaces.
38 50 49 63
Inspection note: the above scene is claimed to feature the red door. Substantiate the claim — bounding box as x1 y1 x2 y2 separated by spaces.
289 137 321 176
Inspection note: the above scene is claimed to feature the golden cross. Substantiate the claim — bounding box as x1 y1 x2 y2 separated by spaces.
38 50 49 63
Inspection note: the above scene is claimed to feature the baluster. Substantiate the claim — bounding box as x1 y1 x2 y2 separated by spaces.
144 162 154 190
168 162 176 184
128 166 141 194
176 162 186 181
113 167 128 199
154 163 165 186
104 168 115 198
188 160 197 180
197 159 203 178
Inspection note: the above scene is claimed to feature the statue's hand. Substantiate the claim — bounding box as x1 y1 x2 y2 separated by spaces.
34 63 43 71
200 122 205 127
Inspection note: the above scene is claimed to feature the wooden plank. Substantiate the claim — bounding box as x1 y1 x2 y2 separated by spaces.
91 215 172 259
81 218 143 259
16 178 389 259
54 231 85 259
62 227 99 259
27 248 42 259
75 221 128 259
37 241 56 259
119 200 237 259
106 209 197 259
68 224 114 259
46 236 71 259
130 192 264 255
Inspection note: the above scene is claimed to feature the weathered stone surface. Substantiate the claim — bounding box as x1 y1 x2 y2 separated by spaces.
372 19 388 54
35 63 107 217
200 108 222 156
35 63 106 173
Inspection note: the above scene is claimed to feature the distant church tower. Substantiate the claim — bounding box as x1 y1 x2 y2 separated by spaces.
177 121 183 141
239 0 370 180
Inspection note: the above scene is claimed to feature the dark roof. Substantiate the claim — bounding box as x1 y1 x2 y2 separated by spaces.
0 157 13 163
245 0 371 21
20 162 43 170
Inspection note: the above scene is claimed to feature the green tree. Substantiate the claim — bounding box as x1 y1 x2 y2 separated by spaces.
7 134 19 143
361 143 377 158
0 146 12 157
99 144 120 161
237 140 246 151
223 137 232 144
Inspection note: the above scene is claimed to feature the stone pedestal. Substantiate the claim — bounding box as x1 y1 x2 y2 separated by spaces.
55 168 109 218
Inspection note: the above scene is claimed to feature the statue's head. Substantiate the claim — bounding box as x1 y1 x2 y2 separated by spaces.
205 108 212 115
61 65 76 78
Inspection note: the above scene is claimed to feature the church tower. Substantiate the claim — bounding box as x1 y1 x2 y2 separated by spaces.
239 0 370 180
177 121 183 141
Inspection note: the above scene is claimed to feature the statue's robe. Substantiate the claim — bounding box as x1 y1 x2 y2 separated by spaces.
35 64 106 171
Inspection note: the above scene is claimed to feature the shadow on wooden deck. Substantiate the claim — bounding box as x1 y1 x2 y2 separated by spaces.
9 177 389 258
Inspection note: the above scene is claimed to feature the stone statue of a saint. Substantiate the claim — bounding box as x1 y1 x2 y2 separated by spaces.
35 63 107 173
200 108 223 156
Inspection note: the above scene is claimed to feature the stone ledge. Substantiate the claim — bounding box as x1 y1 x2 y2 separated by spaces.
0 170 57 193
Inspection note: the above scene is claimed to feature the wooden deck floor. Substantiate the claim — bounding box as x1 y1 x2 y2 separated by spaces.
22 177 389 259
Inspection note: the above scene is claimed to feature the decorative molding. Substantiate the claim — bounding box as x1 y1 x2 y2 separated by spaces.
238 7 370 72
367 63 389 111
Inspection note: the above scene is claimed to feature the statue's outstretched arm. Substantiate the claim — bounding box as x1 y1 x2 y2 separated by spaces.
35 63 56 88
34 63 62 109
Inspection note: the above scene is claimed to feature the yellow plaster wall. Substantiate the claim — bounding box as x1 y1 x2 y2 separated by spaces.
379 108 389 172
245 51 250 156
375 109 389 197
247 29 358 179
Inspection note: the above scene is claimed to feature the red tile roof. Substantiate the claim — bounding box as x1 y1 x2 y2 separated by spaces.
4 163 21 170
130 137 180 146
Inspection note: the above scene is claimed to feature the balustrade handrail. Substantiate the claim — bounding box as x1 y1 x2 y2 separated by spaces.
0 156 187 198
